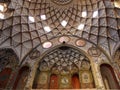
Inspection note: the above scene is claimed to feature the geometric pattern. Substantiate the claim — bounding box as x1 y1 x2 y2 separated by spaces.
39 46 90 73
0 0 120 62
0 48 18 71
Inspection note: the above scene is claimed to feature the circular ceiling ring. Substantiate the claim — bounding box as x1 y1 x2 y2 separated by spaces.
51 0 73 5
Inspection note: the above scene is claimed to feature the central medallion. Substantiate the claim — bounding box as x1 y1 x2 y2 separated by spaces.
51 0 73 5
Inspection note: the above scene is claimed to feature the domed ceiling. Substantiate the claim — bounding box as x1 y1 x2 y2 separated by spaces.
0 0 119 62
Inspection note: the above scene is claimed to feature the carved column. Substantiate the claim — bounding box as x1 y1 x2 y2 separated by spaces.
90 58 105 89
96 64 105 89
112 62 120 85
25 62 38 90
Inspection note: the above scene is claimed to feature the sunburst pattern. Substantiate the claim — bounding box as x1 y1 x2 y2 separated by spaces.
0 0 119 62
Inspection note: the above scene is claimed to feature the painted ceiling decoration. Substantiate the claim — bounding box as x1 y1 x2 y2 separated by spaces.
0 0 119 63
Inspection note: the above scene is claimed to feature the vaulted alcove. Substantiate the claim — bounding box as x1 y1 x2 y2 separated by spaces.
0 48 19 89
0 0 120 89
13 66 29 90
32 46 95 89
100 64 120 89
0 68 12 88
72 74 80 89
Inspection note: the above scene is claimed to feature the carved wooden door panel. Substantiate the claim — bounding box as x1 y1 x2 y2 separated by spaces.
49 74 58 89
72 74 80 89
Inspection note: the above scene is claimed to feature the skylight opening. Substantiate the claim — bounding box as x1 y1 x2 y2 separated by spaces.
114 0 120 8
93 10 98 18
0 13 4 19
78 24 85 30
44 26 51 32
41 15 46 20
0 4 4 12
61 20 67 27
82 11 87 18
29 16 35 22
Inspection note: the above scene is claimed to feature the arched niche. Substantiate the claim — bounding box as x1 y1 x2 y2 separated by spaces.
13 66 29 90
72 73 80 89
0 48 19 71
79 59 95 89
32 45 95 89
100 64 120 89
0 48 19 89
32 69 49 89
49 74 59 89
0 68 12 88
32 69 40 89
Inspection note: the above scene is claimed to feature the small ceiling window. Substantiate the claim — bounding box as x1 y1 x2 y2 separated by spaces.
0 13 4 19
114 0 120 8
0 3 7 12
0 4 4 12
29 16 35 22
44 26 51 32
41 15 46 20
78 24 85 30
61 20 67 27
93 10 98 18
82 11 87 18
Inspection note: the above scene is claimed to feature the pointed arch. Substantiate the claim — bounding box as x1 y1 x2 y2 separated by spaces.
100 64 120 89
0 68 12 89
72 73 80 89
13 66 30 90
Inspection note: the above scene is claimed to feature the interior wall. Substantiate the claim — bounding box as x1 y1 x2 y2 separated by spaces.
13 66 29 90
49 74 58 89
72 74 80 89
0 48 19 89
80 70 95 89
0 68 12 88
32 46 96 89
32 70 49 89
100 64 120 89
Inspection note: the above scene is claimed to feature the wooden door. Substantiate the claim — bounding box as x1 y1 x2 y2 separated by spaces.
72 74 80 89
49 74 58 89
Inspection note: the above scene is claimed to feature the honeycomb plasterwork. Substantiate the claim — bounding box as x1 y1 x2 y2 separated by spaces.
0 48 18 71
39 47 90 74
51 0 73 5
